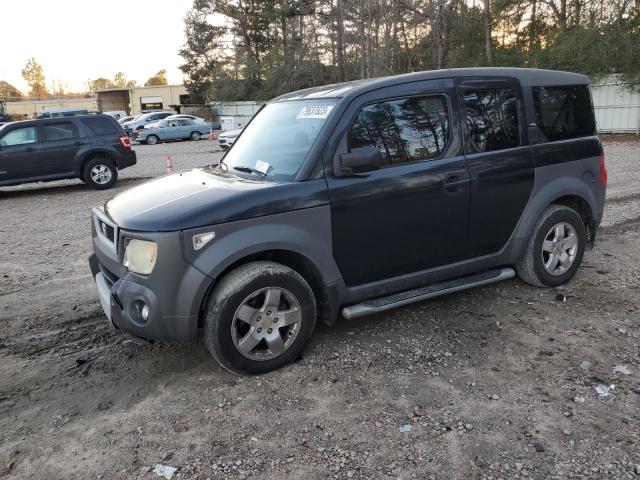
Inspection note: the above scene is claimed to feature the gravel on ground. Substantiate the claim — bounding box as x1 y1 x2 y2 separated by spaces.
1 137 639 479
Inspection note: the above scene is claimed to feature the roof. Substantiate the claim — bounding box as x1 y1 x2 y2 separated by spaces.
272 68 590 102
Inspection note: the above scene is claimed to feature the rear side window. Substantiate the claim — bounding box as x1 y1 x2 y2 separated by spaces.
83 117 120 136
463 88 520 152
532 85 595 141
348 95 450 166
44 122 78 141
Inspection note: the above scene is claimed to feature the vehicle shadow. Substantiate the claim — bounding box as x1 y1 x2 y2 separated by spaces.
0 177 151 200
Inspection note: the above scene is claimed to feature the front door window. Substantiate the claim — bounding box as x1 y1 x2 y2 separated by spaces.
346 95 451 169
0 127 37 147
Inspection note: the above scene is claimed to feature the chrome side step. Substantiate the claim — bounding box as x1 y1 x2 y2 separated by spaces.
341 267 515 320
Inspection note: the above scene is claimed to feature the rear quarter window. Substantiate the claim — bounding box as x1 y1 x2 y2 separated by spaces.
532 85 596 141
82 116 121 136
44 122 79 141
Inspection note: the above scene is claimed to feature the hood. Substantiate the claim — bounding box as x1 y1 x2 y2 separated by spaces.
220 128 242 138
104 167 329 232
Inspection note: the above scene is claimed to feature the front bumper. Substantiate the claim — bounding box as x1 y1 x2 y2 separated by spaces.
89 209 212 342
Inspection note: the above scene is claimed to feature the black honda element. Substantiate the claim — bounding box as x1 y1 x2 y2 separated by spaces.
90 68 605 374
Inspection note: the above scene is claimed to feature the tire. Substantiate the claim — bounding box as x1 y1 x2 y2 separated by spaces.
83 157 118 190
190 131 201 141
204 261 317 375
146 135 159 145
516 204 586 287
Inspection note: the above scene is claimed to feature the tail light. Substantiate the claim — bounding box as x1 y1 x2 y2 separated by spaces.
119 135 132 149
599 152 607 186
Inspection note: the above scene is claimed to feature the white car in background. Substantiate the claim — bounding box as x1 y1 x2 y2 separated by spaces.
121 111 175 136
103 111 128 120
218 128 242 150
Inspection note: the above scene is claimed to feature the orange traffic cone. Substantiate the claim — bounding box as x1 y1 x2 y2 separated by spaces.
165 155 174 173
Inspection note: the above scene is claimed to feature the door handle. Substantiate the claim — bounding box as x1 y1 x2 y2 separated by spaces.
74 141 86 146
26 147 36 152
443 175 471 193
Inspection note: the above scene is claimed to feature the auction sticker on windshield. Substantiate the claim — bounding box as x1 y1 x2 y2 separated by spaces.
297 105 333 119
255 160 271 175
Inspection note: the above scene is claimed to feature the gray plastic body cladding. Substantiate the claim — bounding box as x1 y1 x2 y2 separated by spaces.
91 223 210 341
512 154 605 241
186 204 342 286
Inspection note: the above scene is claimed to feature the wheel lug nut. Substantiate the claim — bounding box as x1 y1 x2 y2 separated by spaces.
268 328 273 334
257 316 261 322
274 318 278 323
266 310 272 316
257 327 262 333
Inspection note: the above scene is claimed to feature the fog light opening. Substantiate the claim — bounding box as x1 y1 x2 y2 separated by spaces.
132 300 150 325
141 304 150 322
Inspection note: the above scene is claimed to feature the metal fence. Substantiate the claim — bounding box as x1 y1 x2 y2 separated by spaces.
591 77 640 134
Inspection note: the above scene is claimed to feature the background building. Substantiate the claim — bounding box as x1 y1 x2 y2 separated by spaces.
5 97 97 119
96 84 189 115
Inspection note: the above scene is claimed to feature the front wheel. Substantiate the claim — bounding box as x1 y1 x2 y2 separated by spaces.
83 157 118 190
204 262 317 375
190 131 201 141
146 135 159 145
516 204 586 287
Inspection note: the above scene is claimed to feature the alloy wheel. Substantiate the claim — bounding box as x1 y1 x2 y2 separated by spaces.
230 287 302 361
90 164 112 185
541 221 578 275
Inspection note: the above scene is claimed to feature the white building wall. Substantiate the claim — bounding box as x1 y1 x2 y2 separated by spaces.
591 77 640 134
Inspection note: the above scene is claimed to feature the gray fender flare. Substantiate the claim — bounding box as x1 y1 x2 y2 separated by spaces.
188 212 342 289
512 175 598 241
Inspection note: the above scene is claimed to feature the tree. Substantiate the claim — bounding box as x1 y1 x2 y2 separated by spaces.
50 79 71 96
0 80 22 98
178 0 640 102
86 77 115 92
21 58 49 97
145 69 169 86
113 72 137 88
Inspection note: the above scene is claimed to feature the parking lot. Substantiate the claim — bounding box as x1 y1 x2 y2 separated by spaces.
1 137 639 479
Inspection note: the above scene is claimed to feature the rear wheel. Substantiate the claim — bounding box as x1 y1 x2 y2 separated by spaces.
204 261 317 375
146 135 159 145
83 157 117 190
190 131 201 141
516 204 586 287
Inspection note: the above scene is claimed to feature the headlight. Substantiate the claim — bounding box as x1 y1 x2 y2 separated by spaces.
123 239 157 274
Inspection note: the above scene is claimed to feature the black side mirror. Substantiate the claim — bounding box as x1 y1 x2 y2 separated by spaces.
339 147 382 174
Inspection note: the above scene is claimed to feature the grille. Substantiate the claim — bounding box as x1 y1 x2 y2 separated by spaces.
93 207 118 254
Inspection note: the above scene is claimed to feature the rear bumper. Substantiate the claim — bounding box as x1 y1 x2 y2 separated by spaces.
116 149 137 170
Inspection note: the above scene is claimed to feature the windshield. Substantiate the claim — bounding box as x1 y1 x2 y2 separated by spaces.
221 99 336 180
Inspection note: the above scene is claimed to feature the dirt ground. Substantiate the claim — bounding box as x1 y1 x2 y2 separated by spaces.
1 137 639 480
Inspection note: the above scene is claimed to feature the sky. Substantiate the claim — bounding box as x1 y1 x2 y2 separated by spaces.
0 0 195 94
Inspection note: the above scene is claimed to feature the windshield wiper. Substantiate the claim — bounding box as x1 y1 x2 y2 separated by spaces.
214 157 228 172
233 166 266 177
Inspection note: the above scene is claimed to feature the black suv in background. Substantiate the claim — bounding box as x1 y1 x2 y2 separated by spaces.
0 115 136 189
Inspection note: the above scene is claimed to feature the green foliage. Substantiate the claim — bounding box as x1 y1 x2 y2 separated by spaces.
179 0 640 102
21 58 49 98
0 80 22 98
145 70 169 87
